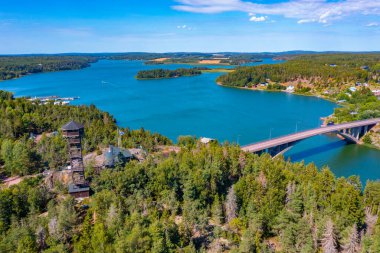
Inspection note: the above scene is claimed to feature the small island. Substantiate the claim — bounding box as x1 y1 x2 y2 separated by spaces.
136 68 202 80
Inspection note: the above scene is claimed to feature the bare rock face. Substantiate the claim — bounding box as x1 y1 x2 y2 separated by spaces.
368 124 380 148
83 149 105 168
44 170 72 189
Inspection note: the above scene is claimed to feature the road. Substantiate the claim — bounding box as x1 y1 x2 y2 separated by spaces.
241 118 380 153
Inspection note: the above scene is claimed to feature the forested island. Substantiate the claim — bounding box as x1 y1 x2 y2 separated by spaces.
1 88 380 252
0 56 98 80
136 68 202 79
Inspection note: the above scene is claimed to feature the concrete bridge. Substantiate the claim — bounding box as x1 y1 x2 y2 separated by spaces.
241 118 380 157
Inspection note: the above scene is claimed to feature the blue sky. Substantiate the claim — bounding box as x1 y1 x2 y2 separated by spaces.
0 0 379 53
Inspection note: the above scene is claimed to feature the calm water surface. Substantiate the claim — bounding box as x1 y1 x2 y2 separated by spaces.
1 59 379 184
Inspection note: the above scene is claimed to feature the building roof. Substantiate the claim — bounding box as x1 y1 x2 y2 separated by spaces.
200 137 215 144
61 121 84 131
104 146 133 167
68 184 90 193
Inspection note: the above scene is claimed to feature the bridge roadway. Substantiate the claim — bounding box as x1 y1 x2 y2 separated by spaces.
241 118 380 154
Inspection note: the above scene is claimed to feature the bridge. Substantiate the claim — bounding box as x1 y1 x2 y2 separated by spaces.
241 118 380 157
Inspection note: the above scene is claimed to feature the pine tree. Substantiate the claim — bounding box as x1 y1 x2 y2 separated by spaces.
321 219 339 253
91 222 109 253
211 195 223 225
342 224 360 253
35 225 47 251
225 186 237 224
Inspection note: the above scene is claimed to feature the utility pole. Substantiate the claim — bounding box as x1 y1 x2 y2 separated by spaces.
269 128 274 140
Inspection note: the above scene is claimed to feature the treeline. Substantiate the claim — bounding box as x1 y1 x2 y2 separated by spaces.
136 68 202 79
217 53 380 88
332 88 380 142
0 90 171 175
0 56 98 80
145 57 263 66
2 142 380 252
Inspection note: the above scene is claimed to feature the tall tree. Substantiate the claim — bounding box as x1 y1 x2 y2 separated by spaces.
342 224 360 253
225 186 237 224
321 219 339 253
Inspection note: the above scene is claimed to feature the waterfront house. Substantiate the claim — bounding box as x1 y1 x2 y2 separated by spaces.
200 137 215 144
286 86 295 92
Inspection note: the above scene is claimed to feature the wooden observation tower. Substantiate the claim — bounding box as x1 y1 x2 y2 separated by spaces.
61 121 89 198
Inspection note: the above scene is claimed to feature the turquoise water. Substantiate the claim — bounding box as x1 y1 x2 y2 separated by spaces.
1 59 379 184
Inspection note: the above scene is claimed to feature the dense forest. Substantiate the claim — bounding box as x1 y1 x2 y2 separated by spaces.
136 68 202 79
0 89 380 252
331 88 380 146
333 88 380 123
0 56 98 80
0 90 170 176
217 54 380 89
1 54 380 252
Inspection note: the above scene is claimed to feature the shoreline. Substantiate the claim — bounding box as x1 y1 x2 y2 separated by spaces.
217 81 337 103
135 75 201 80
217 81 380 150
145 62 234 66
0 62 96 82
2 58 379 151
135 69 234 80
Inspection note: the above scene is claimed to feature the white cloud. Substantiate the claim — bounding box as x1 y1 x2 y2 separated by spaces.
173 0 380 24
177 24 194 30
250 15 267 22
297 19 316 24
366 22 379 27
54 28 93 37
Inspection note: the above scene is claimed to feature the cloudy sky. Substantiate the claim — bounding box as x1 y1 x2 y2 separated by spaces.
0 0 379 53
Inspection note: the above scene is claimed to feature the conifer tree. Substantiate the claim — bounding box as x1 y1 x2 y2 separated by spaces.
321 219 339 253
342 224 360 253
225 186 237 224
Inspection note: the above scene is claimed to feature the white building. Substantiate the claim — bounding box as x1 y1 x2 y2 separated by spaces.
349 87 357 92
371 90 380 96
286 86 295 92
200 137 215 144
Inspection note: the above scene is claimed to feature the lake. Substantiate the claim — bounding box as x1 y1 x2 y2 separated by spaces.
1 59 379 184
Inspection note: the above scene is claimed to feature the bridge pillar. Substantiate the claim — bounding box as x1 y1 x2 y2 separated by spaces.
356 127 360 139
